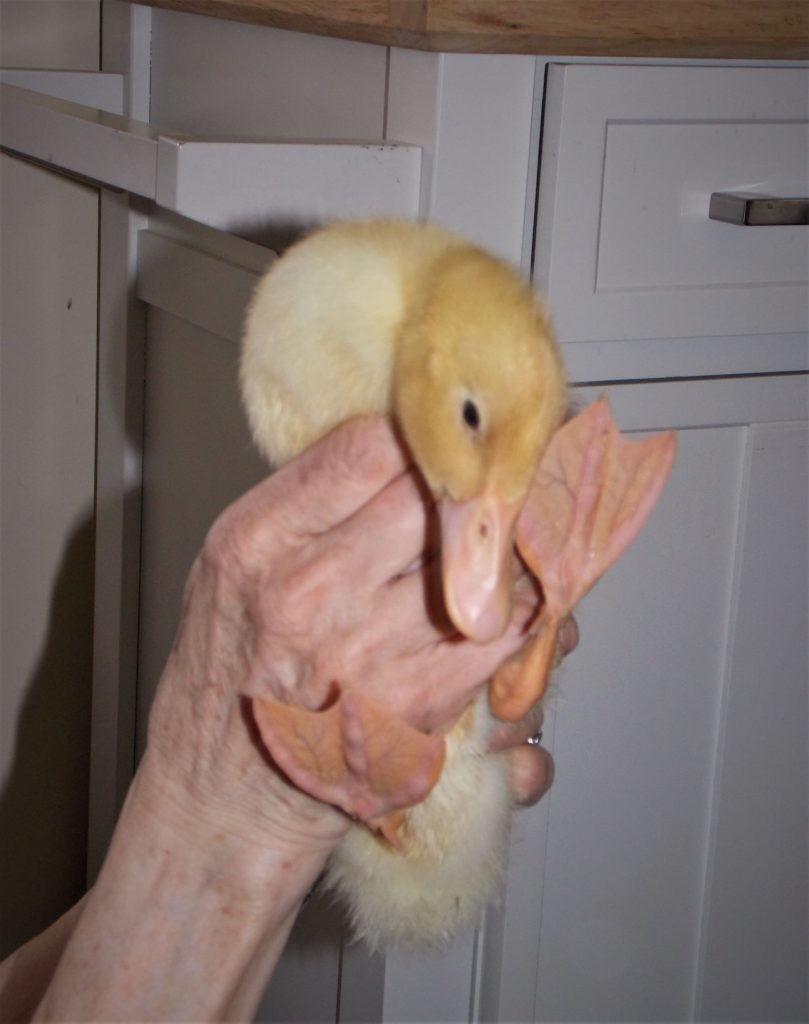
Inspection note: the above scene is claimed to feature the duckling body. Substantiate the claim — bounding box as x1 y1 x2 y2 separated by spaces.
241 219 566 947
242 220 452 467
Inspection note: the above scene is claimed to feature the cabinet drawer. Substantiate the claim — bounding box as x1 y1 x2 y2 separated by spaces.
536 65 809 381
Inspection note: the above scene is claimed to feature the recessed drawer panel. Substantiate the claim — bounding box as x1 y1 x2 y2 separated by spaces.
536 65 809 380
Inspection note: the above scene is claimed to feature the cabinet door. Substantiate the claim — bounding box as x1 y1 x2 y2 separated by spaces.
536 64 809 381
0 154 99 956
486 376 808 1023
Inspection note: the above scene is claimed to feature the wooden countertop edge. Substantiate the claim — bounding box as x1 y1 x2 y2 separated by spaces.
134 0 809 59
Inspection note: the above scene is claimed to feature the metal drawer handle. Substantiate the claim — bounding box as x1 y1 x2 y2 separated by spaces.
709 192 809 226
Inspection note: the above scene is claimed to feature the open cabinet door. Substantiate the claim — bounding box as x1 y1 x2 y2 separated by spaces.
134 218 356 1024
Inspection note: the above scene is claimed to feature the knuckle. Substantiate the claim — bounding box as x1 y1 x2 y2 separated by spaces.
202 506 248 572
264 548 341 639
323 414 405 489
202 499 272 580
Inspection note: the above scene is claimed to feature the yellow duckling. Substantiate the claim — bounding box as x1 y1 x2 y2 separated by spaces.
241 218 566 947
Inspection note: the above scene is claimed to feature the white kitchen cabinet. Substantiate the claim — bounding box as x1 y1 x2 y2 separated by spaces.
1 6 806 1021
487 377 808 1023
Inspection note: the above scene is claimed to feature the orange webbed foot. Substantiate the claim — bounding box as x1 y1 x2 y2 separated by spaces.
490 398 676 721
252 689 446 826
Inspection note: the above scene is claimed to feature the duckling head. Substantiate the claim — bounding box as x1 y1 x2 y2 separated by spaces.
394 247 566 644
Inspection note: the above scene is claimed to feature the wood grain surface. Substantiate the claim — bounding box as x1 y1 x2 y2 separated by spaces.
134 0 808 58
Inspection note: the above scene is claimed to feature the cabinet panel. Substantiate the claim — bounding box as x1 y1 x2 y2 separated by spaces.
697 421 808 1022
150 8 387 140
0 0 100 70
598 122 808 290
135 308 267 744
489 377 808 1023
536 423 746 1022
0 155 98 953
381 929 478 1023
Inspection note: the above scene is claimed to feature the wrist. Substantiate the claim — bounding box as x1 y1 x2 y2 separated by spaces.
36 756 343 1021
145 653 351 856
137 739 349 870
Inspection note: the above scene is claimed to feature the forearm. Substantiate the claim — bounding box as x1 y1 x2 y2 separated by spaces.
33 753 336 1022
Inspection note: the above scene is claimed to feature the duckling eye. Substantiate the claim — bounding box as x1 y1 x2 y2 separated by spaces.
462 399 481 431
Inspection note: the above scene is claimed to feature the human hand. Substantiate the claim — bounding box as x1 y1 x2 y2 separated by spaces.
143 414 547 853
29 417 572 1022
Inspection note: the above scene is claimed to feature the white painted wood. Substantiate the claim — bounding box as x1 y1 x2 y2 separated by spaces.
134 305 268 749
257 896 344 1022
0 83 159 196
0 152 98 953
387 51 540 266
145 207 281 275
0 85 421 229
337 935 386 1023
0 70 123 114
137 230 270 344
696 420 808 1022
536 65 809 377
385 49 442 222
85 0 152 882
149 7 387 140
597 121 809 290
560 333 809 384
0 0 102 957
576 374 809 430
0 0 100 70
487 375 808 1023
426 54 538 267
101 0 153 121
381 928 479 1023
155 137 422 231
86 190 147 882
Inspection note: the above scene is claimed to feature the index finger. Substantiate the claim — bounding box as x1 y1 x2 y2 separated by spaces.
268 414 412 539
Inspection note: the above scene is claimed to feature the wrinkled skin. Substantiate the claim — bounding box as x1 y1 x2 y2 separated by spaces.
2 415 574 1023
147 415 565 831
